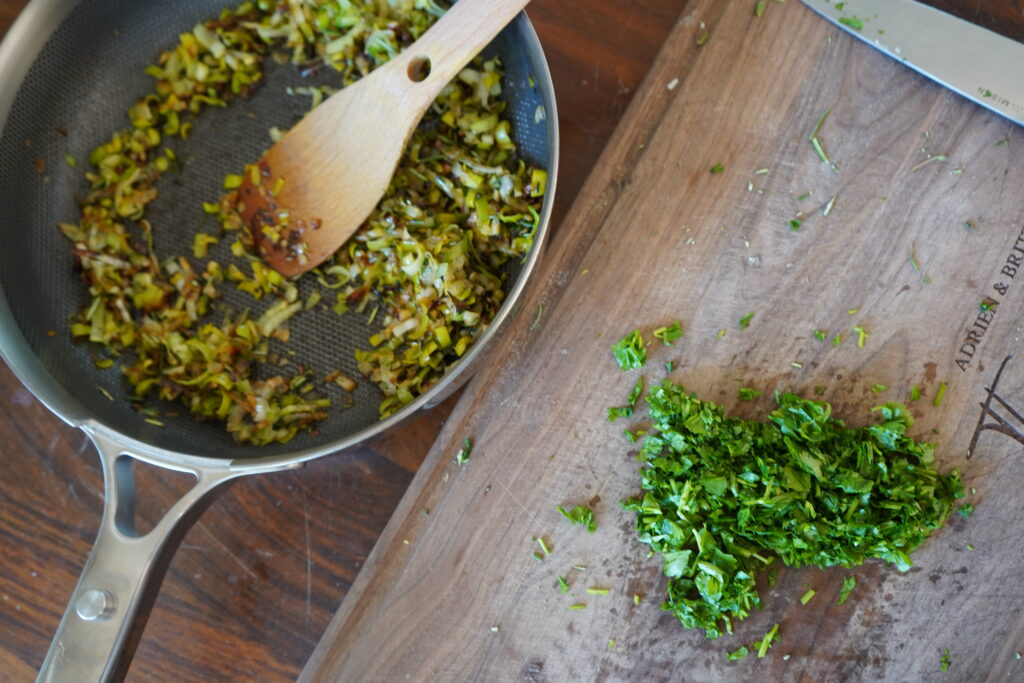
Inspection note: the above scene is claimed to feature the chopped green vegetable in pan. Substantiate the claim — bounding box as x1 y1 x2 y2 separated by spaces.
59 0 545 442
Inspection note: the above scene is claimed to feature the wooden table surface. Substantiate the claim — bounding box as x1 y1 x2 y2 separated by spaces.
0 1 1019 681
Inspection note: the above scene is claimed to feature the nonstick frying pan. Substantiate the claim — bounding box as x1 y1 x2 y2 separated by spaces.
0 1 557 679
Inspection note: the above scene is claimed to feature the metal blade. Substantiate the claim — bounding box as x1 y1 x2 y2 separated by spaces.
800 0 1024 126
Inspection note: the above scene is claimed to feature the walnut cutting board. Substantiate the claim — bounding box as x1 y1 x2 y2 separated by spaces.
302 1 1024 680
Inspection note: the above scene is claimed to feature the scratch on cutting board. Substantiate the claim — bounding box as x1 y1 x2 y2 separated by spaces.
496 478 540 529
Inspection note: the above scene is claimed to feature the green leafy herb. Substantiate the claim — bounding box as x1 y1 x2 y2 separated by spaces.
755 1 766 17
717 328 727 339
569 603 586 610
838 16 864 30
796 191 813 202
957 503 974 518
934 382 947 407
789 218 803 231
838 575 856 605
613 330 646 370
814 329 827 341
558 575 570 594
608 405 633 422
800 589 816 605
940 648 951 672
535 536 551 556
666 360 675 373
455 437 473 465
809 108 833 166
738 387 762 401
654 320 684 346
910 385 922 402
822 194 837 216
622 380 964 637
853 325 869 348
711 164 726 174
756 624 780 658
697 31 710 46
871 384 887 393
586 587 610 595
726 646 750 660
629 376 645 407
558 505 597 533
739 312 755 330
832 334 842 347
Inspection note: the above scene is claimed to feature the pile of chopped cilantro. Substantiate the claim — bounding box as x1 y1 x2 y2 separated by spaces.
622 380 964 638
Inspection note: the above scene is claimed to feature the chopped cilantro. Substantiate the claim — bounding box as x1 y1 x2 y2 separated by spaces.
940 648 951 672
738 387 762 401
666 360 675 373
934 382 947 407
629 376 645 407
756 624 780 658
612 330 646 370
557 505 597 533
622 381 964 637
871 384 887 394
814 329 827 341
838 16 864 30
586 587 610 595
607 405 633 422
957 503 974 518
717 328 727 338
739 312 755 330
455 437 473 465
535 536 551 556
654 320 683 346
789 218 803 231
832 334 842 347
726 646 749 660
838 575 856 605
558 575 570 594
633 594 642 605
754 1 765 17
696 31 710 46
710 163 726 174
910 385 921 402
853 325 869 348
799 589 816 605
568 603 586 610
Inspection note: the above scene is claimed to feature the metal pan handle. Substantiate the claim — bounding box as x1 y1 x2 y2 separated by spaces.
37 432 246 682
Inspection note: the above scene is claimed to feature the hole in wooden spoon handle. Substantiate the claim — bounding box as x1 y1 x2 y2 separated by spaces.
407 55 432 82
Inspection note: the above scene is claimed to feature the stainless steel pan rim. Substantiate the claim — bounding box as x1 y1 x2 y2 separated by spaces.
0 0 557 679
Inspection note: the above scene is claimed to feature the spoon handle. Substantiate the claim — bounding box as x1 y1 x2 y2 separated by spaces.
389 0 533 110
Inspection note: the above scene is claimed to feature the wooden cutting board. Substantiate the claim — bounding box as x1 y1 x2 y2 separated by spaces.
302 0 1024 679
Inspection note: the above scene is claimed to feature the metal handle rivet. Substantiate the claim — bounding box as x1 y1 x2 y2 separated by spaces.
75 588 115 621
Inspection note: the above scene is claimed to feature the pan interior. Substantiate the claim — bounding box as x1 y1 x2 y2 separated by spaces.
0 0 550 459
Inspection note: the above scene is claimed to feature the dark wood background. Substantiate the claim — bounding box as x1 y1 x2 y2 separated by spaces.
0 0 1018 681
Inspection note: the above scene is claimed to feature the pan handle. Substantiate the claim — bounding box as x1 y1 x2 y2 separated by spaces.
37 432 250 682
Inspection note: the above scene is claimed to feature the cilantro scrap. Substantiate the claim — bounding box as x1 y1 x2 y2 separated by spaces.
622 380 963 637
838 575 856 605
612 330 646 370
756 624 780 658
739 312 755 330
654 320 683 346
726 646 749 660
738 387 762 401
957 503 974 518
557 575 570 594
454 438 473 465
940 648 951 672
558 505 597 533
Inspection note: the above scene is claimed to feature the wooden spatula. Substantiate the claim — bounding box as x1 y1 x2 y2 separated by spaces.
236 0 532 277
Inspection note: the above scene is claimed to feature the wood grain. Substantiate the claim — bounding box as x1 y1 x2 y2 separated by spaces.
302 1 1024 680
0 0 677 680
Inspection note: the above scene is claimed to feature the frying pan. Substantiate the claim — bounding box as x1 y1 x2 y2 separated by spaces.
0 0 557 679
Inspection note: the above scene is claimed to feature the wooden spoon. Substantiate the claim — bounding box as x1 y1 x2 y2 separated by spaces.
237 0 532 277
